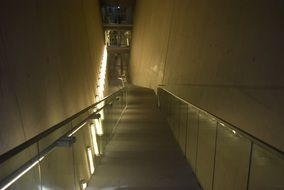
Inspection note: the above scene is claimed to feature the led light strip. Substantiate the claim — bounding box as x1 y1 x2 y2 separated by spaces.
87 147 95 174
97 46 108 100
90 124 100 156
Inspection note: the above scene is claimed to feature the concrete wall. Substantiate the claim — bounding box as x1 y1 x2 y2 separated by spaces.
0 0 105 155
130 0 284 151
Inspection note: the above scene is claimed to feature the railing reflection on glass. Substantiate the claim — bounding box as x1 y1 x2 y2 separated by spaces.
157 87 284 190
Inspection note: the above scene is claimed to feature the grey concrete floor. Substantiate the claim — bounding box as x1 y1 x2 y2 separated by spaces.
87 86 201 190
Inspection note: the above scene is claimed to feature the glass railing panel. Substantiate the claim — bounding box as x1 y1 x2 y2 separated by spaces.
213 123 251 190
98 98 122 155
38 123 76 190
166 93 171 116
0 88 126 190
158 89 166 115
106 99 120 137
158 87 284 190
186 106 199 172
162 91 168 116
107 103 116 134
119 94 124 110
72 123 94 190
0 143 40 190
168 95 174 130
71 112 88 127
39 147 76 190
195 112 217 190
178 101 188 153
96 132 107 156
172 99 180 140
38 123 73 151
6 162 41 190
101 105 112 143
248 144 284 190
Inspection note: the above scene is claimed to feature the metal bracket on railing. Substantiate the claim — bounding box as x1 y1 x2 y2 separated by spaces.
88 113 101 120
56 136 76 147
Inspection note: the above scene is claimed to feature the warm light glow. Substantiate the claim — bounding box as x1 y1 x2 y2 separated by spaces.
95 95 103 109
100 101 105 108
99 77 105 87
232 130 236 134
87 147 95 174
81 181 87 190
220 122 225 127
0 156 45 190
92 107 97 113
90 124 100 156
100 110 105 120
97 46 108 100
95 95 100 102
42 186 53 190
95 119 103 136
126 38 129 46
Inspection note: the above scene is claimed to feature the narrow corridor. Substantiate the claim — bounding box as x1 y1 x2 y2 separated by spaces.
87 86 201 190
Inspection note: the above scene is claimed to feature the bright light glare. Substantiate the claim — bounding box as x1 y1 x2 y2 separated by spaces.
97 46 108 100
42 186 53 190
87 147 95 174
220 122 225 127
232 130 236 134
95 96 103 109
96 95 100 102
93 107 97 113
90 124 100 156
95 119 103 136
100 110 104 120
126 38 129 46
81 181 88 190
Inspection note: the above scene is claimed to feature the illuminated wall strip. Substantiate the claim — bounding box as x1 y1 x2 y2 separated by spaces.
99 110 105 120
90 124 100 156
96 45 108 101
95 119 103 136
95 95 103 110
80 180 88 190
87 147 95 175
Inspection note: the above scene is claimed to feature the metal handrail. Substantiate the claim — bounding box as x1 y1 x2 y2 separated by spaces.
158 86 284 158
0 87 125 164
0 87 126 190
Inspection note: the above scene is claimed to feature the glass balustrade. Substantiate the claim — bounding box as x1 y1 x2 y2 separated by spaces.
0 89 127 190
157 87 284 190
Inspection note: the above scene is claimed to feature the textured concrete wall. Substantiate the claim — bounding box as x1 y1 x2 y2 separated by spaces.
130 0 284 151
0 0 104 155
